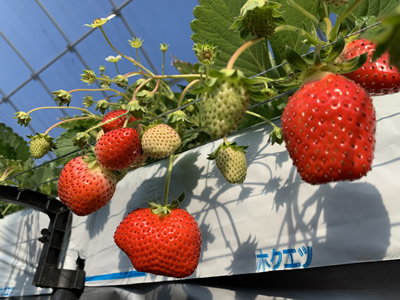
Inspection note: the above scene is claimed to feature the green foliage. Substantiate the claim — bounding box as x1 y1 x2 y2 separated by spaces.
0 123 55 217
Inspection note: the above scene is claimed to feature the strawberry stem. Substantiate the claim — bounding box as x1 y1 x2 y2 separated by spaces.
329 0 363 42
163 154 175 206
275 25 320 46
286 0 319 26
69 88 131 102
26 106 95 116
99 27 154 77
226 37 265 70
44 116 100 135
177 79 200 108
245 110 278 129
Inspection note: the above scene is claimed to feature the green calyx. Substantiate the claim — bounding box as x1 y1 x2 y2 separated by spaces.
206 68 273 101
207 141 248 161
14 111 32 127
230 0 285 39
148 192 185 216
167 110 187 138
193 42 218 66
274 37 368 89
53 90 72 107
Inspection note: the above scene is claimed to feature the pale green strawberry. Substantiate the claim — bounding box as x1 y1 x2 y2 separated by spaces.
208 141 248 184
28 133 56 159
141 124 181 159
202 77 249 140
230 0 283 39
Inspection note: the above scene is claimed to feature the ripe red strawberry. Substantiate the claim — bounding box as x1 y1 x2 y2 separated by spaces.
58 156 117 216
338 38 400 96
281 72 376 185
101 109 137 133
114 208 201 278
95 127 141 170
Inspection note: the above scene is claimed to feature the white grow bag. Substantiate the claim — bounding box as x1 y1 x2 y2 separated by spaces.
66 92 400 286
1 92 399 297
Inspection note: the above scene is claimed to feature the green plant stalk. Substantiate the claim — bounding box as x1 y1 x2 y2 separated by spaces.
152 51 167 116
177 79 200 108
99 27 154 77
275 25 320 46
1 203 13 217
245 110 279 129
27 106 94 116
44 116 99 135
130 77 154 102
329 0 363 42
286 0 320 26
227 37 265 70
163 154 175 206
114 62 120 74
69 88 131 102
135 48 143 74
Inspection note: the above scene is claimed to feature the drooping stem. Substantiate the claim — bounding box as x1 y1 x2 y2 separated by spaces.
163 154 175 206
286 0 320 26
84 111 129 134
329 0 363 41
99 27 154 77
69 87 131 102
27 106 94 116
227 37 265 70
177 79 200 108
245 110 278 129
275 25 320 46
44 116 99 135
130 77 154 102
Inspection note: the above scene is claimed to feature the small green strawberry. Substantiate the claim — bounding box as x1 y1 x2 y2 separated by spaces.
230 0 283 39
141 124 181 159
202 70 250 140
208 141 248 184
28 133 56 159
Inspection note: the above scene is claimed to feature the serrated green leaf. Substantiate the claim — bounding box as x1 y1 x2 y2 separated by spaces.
191 0 274 77
0 123 31 162
331 0 400 19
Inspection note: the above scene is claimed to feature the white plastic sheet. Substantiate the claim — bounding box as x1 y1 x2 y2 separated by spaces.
64 93 400 287
0 209 52 297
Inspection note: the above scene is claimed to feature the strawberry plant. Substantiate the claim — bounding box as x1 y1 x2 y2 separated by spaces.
8 0 400 278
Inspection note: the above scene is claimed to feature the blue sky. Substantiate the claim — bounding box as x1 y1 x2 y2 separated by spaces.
0 0 199 157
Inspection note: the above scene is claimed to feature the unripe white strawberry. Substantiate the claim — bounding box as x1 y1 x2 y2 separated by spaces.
203 79 249 140
208 141 248 184
141 124 181 159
